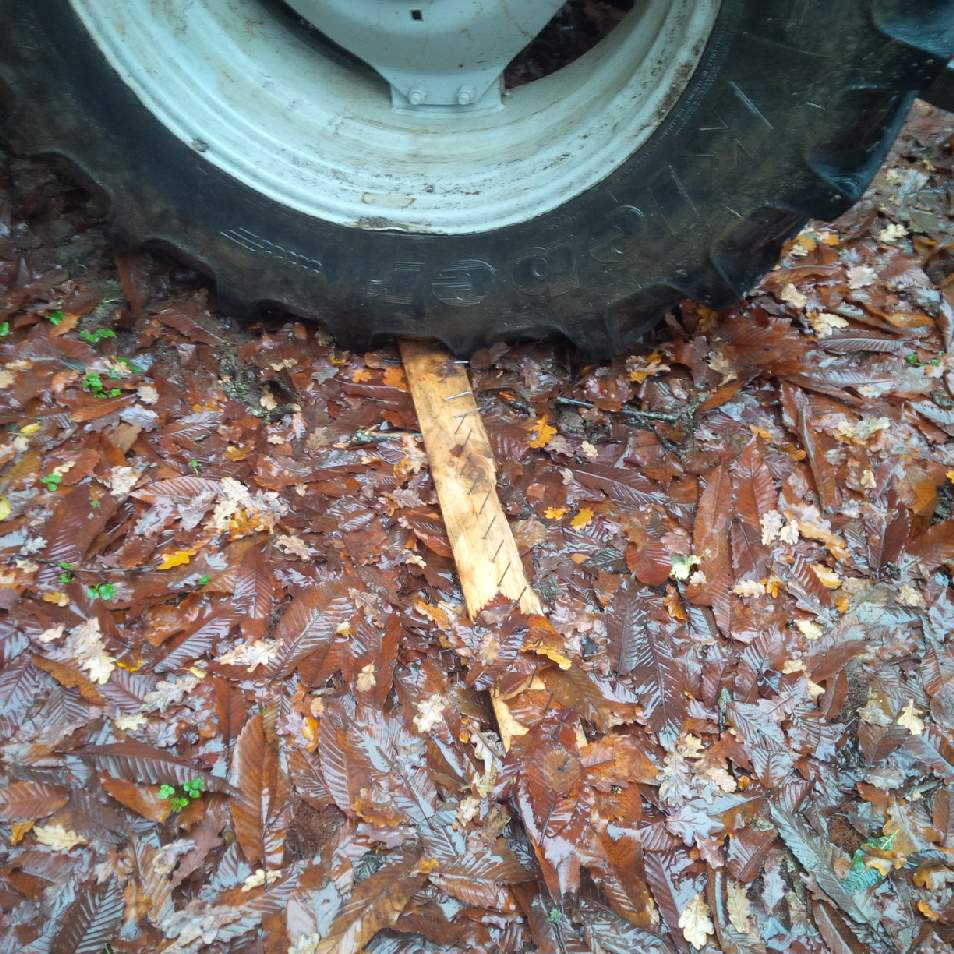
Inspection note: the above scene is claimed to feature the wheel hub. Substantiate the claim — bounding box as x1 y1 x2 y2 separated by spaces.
68 0 720 232
284 0 564 110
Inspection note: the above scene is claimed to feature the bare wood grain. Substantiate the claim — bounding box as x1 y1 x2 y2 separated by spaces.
400 339 542 619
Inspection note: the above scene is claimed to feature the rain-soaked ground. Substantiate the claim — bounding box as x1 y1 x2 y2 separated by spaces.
2 102 954 954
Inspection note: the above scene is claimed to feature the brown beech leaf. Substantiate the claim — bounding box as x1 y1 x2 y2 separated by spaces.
233 545 277 639
598 828 656 929
813 900 868 954
75 741 231 792
543 667 642 734
625 538 672 587
400 508 452 557
643 849 695 954
36 487 119 588
608 604 684 746
32 656 105 706
286 746 333 810
793 389 840 512
51 877 124 954
314 853 426 954
0 780 68 821
726 825 777 883
0 655 43 717
229 712 291 868
516 742 590 899
267 582 352 678
606 583 650 676
212 675 247 744
154 607 235 673
571 463 669 509
907 518 954 572
694 463 732 552
431 848 533 910
132 475 222 502
733 441 777 526
100 776 171 823
317 697 437 827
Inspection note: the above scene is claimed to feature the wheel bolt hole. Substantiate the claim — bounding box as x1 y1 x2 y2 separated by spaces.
410 9 423 21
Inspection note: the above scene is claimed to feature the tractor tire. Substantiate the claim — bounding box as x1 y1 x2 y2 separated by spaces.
1 2 952 354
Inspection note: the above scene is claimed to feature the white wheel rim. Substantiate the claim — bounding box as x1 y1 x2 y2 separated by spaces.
69 0 720 235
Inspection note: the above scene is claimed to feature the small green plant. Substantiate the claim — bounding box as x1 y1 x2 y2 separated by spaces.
41 473 62 492
189 458 200 475
905 352 921 367
47 310 65 326
0 322 9 337
90 498 101 509
79 328 117 345
544 908 563 925
86 582 117 601
159 777 204 812
58 561 75 585
83 371 104 392
82 371 121 399
197 575 210 587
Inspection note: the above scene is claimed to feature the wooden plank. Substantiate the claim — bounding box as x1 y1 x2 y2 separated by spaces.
400 339 542 619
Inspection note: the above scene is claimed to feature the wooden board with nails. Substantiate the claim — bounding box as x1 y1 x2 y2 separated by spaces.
400 340 542 619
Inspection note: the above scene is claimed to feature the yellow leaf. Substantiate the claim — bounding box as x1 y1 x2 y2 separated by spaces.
530 644 572 669
544 507 568 520
115 657 144 673
0 497 9 521
528 415 557 449
10 820 34 844
794 233 817 254
20 422 41 436
570 507 593 529
811 564 842 589
158 549 195 570
415 600 451 629
918 900 941 922
351 367 373 383
664 584 686 621
947 469 954 486
819 231 839 246
382 366 408 390
628 351 669 383
42 591 69 606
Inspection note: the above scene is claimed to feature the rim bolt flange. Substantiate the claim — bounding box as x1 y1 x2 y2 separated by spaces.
456 86 475 106
408 87 427 106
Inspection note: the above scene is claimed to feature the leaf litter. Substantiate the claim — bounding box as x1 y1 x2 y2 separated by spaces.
3 104 954 953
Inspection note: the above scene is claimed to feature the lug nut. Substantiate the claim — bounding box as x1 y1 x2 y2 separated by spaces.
408 87 427 106
456 86 475 106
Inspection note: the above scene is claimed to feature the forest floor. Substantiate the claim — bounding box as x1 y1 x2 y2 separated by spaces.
2 102 954 954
